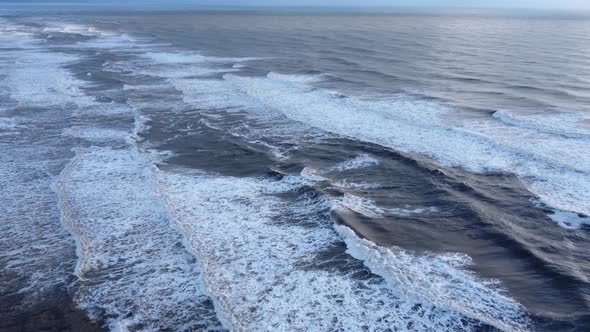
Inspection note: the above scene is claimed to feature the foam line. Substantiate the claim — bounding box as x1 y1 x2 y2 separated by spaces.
4 50 93 108
329 154 379 172
0 22 83 312
493 110 590 139
334 224 530 332
57 147 223 331
267 71 330 84
334 193 438 218
155 169 530 331
3 18 535 331
222 73 590 227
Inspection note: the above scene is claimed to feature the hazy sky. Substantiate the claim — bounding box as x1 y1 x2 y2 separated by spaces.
7 0 590 10
238 0 590 9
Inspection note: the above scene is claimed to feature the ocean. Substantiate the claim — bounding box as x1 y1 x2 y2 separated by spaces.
1 6 589 332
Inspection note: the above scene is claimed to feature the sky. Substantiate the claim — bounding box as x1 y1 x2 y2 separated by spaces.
5 0 590 10
240 0 590 10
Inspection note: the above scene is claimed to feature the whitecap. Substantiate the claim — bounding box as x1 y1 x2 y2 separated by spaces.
493 110 590 138
330 154 379 172
221 73 590 228
57 147 223 331
155 169 530 331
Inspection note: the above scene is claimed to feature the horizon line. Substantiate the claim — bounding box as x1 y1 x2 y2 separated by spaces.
2 2 590 17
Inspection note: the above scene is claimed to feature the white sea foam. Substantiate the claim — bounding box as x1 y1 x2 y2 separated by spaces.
147 66 238 79
330 154 379 172
494 110 590 138
125 51 264 98
334 193 438 218
0 17 539 330
267 71 330 84
334 225 531 332
461 113 590 174
102 60 136 73
62 126 130 143
158 65 589 228
108 54 239 78
132 113 151 139
172 78 233 106
547 210 589 230
75 102 134 117
128 50 331 157
0 136 76 308
75 34 141 50
222 74 508 169
4 50 93 108
143 51 260 65
0 26 79 309
300 166 328 181
221 73 590 228
531 199 589 230
334 194 387 218
0 25 34 37
42 23 114 37
143 52 217 64
0 22 223 329
0 143 76 307
57 147 223 331
155 169 530 331
0 117 25 130
333 179 383 189
0 22 96 110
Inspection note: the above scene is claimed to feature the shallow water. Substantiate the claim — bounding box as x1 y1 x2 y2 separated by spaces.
1 9 589 332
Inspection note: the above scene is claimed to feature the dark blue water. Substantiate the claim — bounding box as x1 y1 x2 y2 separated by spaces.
1 7 589 332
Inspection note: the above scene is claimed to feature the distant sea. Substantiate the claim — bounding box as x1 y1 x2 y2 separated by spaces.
1 5 589 331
